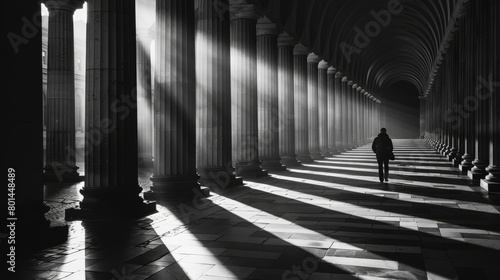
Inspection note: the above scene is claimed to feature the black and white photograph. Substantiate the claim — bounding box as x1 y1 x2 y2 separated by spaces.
3 0 499 279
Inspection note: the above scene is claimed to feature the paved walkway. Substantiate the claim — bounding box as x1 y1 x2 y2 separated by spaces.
17 139 500 279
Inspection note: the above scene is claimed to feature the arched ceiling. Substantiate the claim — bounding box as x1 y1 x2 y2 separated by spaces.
247 0 466 98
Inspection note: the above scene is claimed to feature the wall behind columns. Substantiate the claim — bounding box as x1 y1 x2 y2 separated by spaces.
381 81 420 139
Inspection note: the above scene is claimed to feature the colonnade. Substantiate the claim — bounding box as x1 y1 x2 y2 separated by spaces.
41 0 381 219
423 0 499 193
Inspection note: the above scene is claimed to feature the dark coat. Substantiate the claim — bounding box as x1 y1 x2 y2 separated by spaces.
372 132 393 160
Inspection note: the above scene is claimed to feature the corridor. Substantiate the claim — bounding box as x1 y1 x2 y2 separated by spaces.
18 140 500 280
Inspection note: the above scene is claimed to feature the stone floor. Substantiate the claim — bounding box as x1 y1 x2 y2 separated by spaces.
16 139 500 280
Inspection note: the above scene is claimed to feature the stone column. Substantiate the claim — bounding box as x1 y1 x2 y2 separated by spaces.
468 0 490 182
257 17 286 171
327 66 338 155
293 44 313 163
195 0 243 189
307 53 323 160
460 5 475 174
481 0 499 192
352 84 360 146
43 0 83 182
318 60 331 157
341 76 350 150
278 33 301 167
7 0 68 254
136 28 154 167
66 0 156 219
334 72 345 152
347 80 355 148
144 0 202 200
230 1 268 177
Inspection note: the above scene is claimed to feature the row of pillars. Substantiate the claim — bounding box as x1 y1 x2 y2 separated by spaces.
41 0 382 219
423 0 499 193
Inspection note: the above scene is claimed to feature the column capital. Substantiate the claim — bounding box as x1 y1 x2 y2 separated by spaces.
356 87 362 92
278 32 297 46
341 76 348 82
327 66 337 74
352 84 358 89
293 43 309 56
230 1 261 21
307 53 320 64
257 17 279 36
318 60 329 70
43 0 84 12
347 80 354 86
361 89 366 94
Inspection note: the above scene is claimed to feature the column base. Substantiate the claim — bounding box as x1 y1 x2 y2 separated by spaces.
310 152 324 160
44 165 83 182
296 153 313 163
261 158 287 172
460 164 473 174
480 179 500 193
320 148 332 157
468 170 487 181
145 175 208 201
452 158 461 168
280 156 301 167
328 148 340 155
197 166 244 190
66 186 157 220
235 161 268 178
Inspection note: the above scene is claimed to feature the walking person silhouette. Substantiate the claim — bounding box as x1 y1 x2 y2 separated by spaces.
372 128 394 183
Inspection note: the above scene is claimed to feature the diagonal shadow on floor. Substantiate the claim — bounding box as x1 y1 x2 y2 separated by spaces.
269 171 500 232
213 180 500 280
152 197 358 279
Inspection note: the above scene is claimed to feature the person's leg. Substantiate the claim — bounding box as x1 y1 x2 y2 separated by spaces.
384 159 389 181
377 158 384 182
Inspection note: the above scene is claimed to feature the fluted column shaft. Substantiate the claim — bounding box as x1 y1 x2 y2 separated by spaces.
293 44 313 163
346 81 354 148
318 60 330 157
327 67 338 154
278 33 300 166
257 18 286 171
195 0 242 188
480 0 499 192
460 4 475 173
334 73 344 151
66 0 156 219
307 53 323 159
147 0 201 199
136 29 154 166
230 2 268 177
340 77 349 150
43 0 83 182
468 0 490 180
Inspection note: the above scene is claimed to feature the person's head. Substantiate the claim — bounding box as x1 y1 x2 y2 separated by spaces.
380 128 387 133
